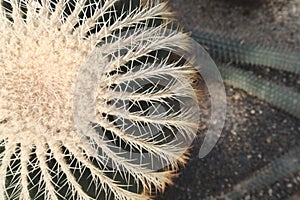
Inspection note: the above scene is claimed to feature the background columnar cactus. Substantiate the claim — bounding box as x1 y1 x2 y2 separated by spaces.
189 25 300 200
0 0 202 199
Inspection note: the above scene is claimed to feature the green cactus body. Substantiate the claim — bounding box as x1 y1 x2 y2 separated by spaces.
190 29 300 200
218 64 300 119
191 30 300 75
223 146 300 200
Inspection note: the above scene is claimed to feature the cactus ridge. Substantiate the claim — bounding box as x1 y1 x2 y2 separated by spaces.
218 64 300 119
0 0 201 199
191 30 300 75
223 146 300 200
191 30 300 200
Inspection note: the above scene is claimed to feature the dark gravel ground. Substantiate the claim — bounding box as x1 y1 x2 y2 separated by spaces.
156 0 300 199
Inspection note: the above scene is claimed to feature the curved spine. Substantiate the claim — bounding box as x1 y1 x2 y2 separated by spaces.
0 0 202 199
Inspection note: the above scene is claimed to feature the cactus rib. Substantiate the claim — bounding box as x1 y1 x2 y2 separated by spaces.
0 0 202 199
191 30 300 75
223 146 300 200
218 64 300 119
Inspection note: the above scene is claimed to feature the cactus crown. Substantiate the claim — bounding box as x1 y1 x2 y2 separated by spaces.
0 0 200 199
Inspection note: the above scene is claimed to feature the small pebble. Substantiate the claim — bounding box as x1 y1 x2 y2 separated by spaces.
258 154 262 159
268 188 273 196
245 195 251 200
231 130 237 136
233 93 241 100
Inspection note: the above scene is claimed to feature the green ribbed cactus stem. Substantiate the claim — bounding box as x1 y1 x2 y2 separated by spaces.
218 64 300 119
223 146 300 200
191 30 300 75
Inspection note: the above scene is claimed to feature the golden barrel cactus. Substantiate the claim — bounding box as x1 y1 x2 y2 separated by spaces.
0 0 203 199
